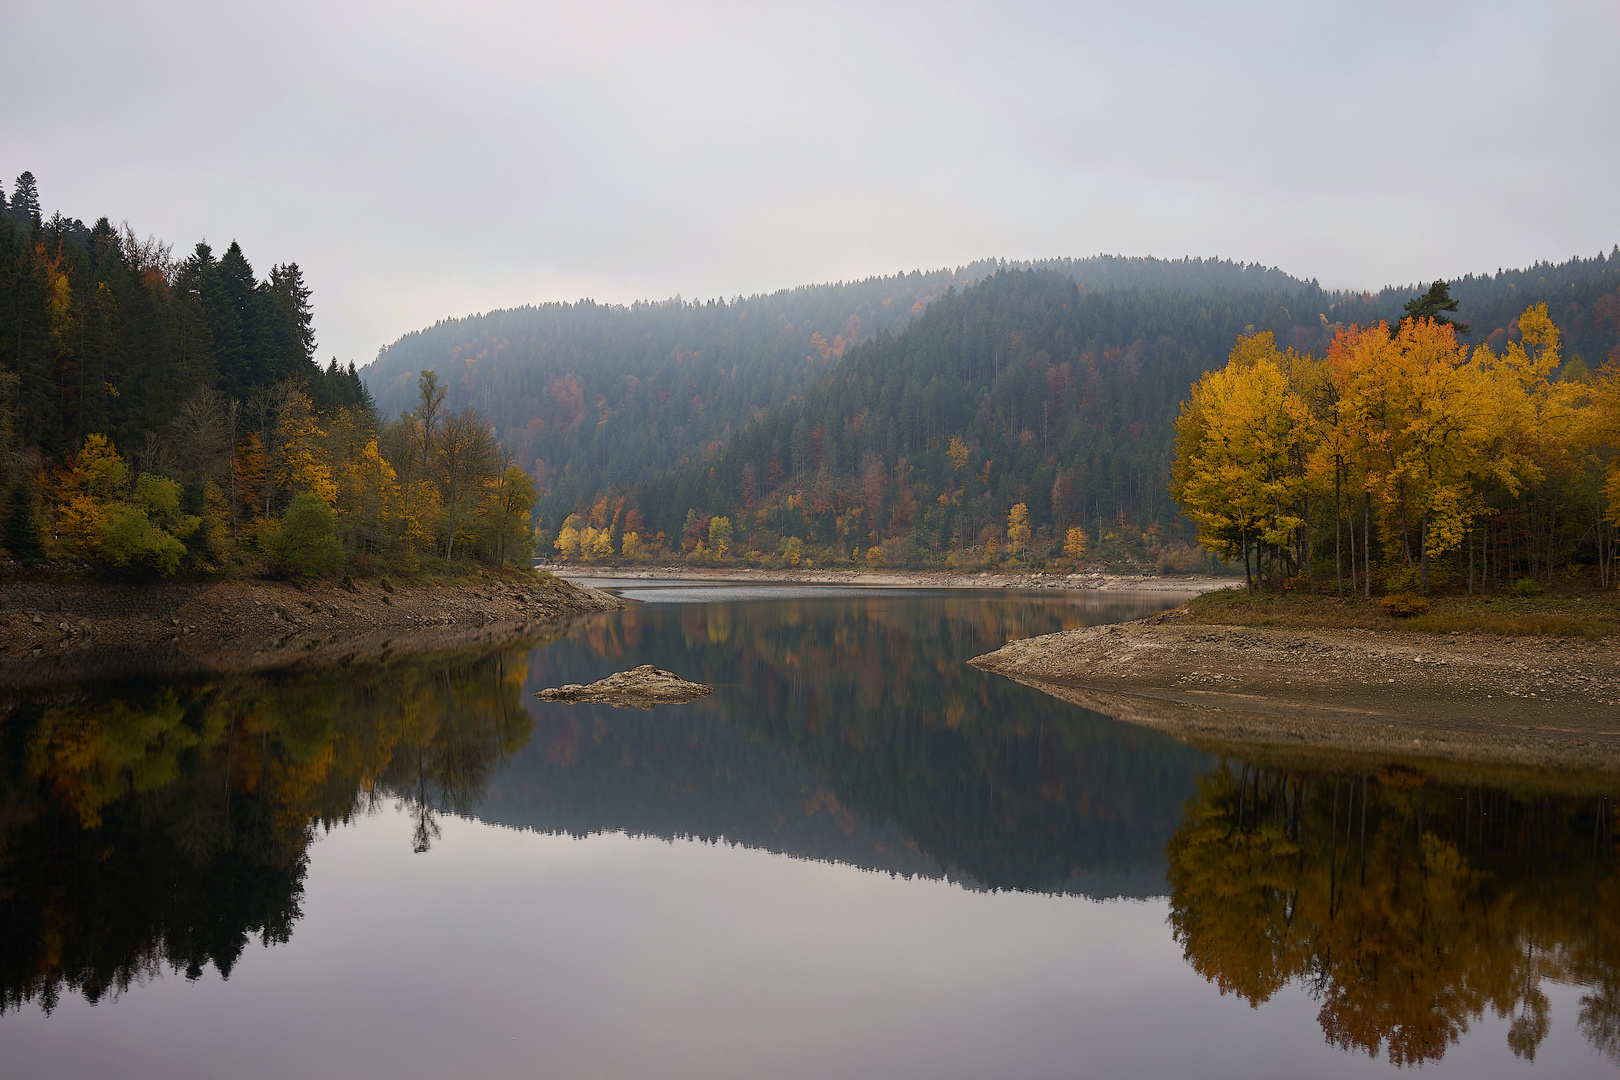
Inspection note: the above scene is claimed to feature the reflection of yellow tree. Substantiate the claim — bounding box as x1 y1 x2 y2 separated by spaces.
28 692 197 829
4 646 540 1013
1167 762 1620 1066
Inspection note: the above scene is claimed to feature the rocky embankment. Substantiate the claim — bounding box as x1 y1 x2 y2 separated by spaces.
970 610 1620 773
0 574 622 687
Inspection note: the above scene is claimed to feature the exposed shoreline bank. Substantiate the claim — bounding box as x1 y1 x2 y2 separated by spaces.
0 574 622 688
545 564 1237 593
970 611 1620 775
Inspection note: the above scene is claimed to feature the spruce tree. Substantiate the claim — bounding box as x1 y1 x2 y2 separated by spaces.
212 241 261 393
267 262 316 381
9 172 40 228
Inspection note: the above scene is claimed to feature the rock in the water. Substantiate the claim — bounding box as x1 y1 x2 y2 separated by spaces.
535 664 712 709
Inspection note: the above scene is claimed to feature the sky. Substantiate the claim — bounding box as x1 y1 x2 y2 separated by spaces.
4 0 1617 368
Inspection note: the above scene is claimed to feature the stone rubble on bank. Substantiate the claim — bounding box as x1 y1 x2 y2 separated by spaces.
545 564 1235 593
0 574 622 686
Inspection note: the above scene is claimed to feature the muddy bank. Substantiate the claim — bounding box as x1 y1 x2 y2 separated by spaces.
549 564 1234 593
0 574 622 687
970 612 1620 773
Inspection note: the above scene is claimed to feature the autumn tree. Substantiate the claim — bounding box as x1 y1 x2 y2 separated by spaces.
1171 333 1313 591
1006 503 1030 553
1063 526 1088 560
435 408 501 560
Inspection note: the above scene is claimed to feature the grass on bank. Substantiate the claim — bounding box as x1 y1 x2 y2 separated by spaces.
1183 588 1620 640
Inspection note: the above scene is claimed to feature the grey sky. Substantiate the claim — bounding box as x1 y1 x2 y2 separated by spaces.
4 0 1616 367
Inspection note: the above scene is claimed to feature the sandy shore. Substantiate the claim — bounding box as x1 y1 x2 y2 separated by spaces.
545 564 1236 593
0 574 621 687
970 609 1620 774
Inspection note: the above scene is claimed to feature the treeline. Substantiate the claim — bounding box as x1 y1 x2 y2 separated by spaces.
0 172 533 577
360 254 1320 525
556 255 1620 572
1171 295 1620 597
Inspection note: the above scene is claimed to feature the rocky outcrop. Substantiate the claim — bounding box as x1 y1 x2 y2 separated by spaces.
536 665 712 709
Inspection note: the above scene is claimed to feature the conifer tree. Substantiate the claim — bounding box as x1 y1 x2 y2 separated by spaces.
1402 280 1468 335
9 172 40 228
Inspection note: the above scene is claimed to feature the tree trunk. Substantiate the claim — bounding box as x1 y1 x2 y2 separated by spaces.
1419 513 1430 595
1334 463 1343 599
1363 493 1372 598
1242 524 1252 593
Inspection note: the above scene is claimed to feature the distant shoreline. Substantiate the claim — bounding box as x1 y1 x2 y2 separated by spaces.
543 564 1237 593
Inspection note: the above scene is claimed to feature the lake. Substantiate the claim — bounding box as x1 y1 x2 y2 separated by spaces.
2 583 1616 1078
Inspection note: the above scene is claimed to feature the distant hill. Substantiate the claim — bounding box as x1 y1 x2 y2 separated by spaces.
613 251 1620 567
362 249 1620 567
360 255 1314 518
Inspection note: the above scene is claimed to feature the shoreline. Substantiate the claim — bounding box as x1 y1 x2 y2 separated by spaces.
0 575 622 688
543 563 1237 593
970 612 1620 774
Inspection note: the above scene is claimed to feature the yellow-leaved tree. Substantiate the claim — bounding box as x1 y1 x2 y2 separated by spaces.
1063 526 1088 560
1171 333 1314 591
1005 503 1030 553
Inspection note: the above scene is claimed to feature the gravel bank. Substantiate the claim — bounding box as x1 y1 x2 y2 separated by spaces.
548 564 1236 593
970 609 1620 773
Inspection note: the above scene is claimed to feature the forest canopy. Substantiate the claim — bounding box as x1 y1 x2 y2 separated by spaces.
530 257 1620 580
0 172 536 577
1171 299 1620 596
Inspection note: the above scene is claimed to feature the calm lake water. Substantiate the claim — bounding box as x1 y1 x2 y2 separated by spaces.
2 583 1617 1078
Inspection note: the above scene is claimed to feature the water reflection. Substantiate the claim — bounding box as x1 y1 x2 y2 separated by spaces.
2 586 1618 1075
0 650 533 1013
1166 761 1620 1066
510 590 1208 894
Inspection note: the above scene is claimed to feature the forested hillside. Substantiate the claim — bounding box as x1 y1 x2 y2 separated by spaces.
0 173 534 578
361 255 1312 518
563 254 1620 572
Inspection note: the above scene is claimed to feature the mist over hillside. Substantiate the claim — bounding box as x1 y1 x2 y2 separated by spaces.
361 249 1620 567
360 255 1314 515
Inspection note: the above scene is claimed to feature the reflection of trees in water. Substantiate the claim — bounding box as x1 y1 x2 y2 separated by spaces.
535 596 1209 892
1166 761 1620 1066
0 649 534 1013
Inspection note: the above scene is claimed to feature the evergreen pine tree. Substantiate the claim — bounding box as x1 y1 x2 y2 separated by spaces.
1401 280 1468 335
9 172 40 228
267 263 316 379
212 241 261 393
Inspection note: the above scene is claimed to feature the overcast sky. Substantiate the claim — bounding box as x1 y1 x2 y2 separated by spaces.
4 0 1617 366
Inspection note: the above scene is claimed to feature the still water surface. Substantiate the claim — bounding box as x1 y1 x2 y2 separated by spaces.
2 584 1616 1078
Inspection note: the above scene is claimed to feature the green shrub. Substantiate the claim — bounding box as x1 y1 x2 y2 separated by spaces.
260 493 345 577
1379 592 1430 618
1513 577 1540 598
98 503 186 578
